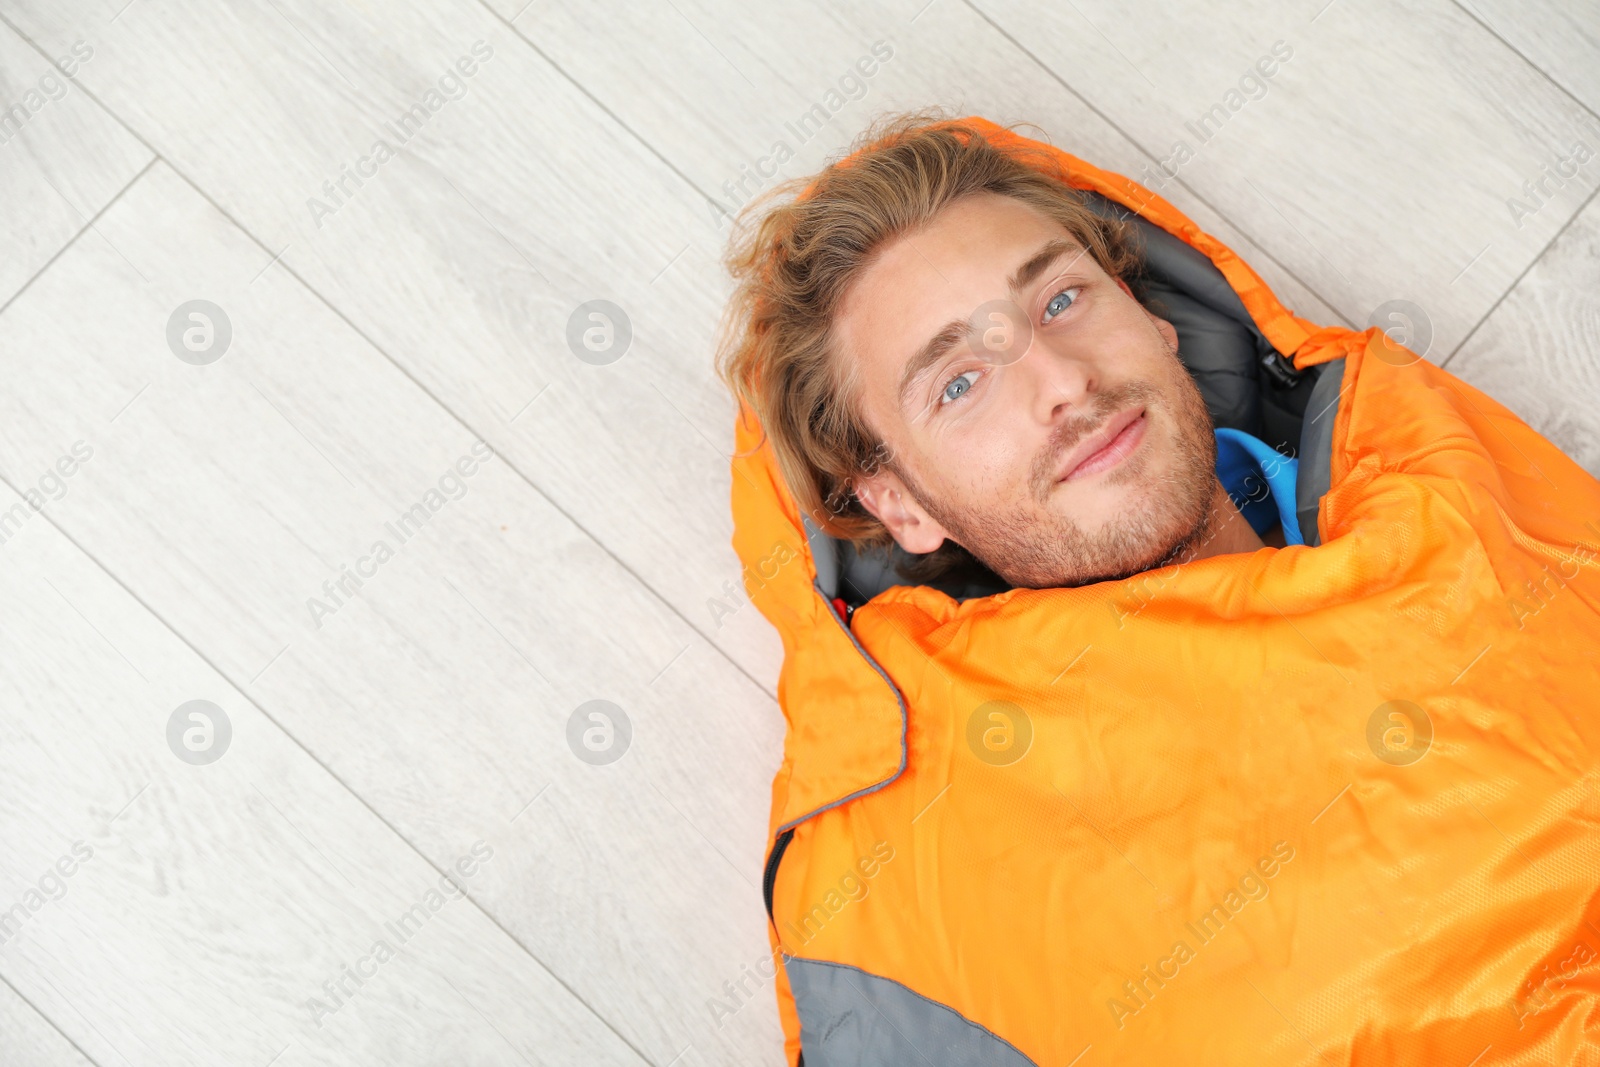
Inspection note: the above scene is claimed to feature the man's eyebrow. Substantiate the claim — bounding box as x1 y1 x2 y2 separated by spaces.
1008 236 1084 297
896 236 1087 411
897 318 971 410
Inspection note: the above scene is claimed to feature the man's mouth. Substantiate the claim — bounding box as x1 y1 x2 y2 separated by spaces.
1057 407 1148 482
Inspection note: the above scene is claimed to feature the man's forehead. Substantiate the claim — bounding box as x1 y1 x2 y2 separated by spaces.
891 209 1087 286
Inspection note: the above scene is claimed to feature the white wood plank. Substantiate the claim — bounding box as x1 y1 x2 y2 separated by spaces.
0 156 786 1064
0 0 790 690
0 980 93 1067
1445 188 1600 477
503 0 1345 330
964 0 1599 361
1458 0 1600 116
0 472 644 1065
0 17 150 308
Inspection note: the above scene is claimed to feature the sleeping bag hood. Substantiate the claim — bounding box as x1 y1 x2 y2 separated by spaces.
728 116 1600 1066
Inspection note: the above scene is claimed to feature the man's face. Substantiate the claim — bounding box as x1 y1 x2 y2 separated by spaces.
836 191 1222 589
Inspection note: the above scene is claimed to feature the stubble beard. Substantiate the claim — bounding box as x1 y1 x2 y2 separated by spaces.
895 352 1223 590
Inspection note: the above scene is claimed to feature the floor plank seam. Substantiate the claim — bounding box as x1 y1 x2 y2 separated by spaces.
1443 178 1600 367
0 969 107 1067
0 11 782 713
0 452 656 1066
474 0 723 227
0 13 766 1061
0 153 157 322
961 0 1355 334
1448 0 1600 128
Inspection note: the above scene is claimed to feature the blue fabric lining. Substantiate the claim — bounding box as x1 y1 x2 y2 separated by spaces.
1214 427 1302 546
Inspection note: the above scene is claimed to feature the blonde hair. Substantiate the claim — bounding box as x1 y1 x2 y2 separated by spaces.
714 109 1146 583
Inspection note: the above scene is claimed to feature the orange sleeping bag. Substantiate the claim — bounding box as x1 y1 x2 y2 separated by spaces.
731 117 1600 1065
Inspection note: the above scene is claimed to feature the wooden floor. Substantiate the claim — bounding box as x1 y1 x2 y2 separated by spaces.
0 1 1595 1063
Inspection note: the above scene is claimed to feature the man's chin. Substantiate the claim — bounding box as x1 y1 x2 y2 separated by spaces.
1012 498 1214 588
1069 530 1203 587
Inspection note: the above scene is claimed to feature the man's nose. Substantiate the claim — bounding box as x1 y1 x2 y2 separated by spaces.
1014 340 1096 425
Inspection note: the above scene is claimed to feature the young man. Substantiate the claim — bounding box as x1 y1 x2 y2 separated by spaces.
720 110 1295 599
717 112 1600 1066
829 182 1275 587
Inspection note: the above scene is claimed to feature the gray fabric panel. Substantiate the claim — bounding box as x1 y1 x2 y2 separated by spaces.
803 512 840 600
835 538 901 605
1139 279 1264 437
838 537 1009 603
787 956 1039 1067
1295 356 1345 548
1080 191 1259 332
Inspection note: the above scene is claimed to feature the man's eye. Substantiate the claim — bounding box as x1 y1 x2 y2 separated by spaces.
1042 286 1083 325
938 368 981 407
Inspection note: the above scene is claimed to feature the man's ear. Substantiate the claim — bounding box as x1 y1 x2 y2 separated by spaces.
1115 276 1179 352
850 466 952 555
